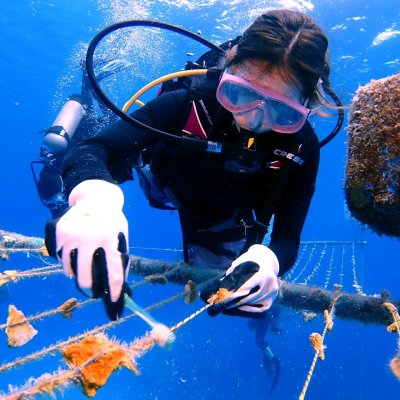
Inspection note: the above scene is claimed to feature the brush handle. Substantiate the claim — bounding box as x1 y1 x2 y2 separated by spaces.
124 293 176 348
124 293 158 327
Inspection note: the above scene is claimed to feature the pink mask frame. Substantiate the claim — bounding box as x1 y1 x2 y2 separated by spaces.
216 71 311 134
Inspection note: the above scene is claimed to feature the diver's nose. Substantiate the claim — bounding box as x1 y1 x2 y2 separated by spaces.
245 105 272 132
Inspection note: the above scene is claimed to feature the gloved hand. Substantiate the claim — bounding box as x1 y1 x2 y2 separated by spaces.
200 244 279 317
45 179 130 320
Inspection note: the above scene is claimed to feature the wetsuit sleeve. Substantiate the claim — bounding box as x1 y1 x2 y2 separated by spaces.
62 89 190 196
268 141 320 276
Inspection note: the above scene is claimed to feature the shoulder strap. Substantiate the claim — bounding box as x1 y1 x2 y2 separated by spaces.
181 68 231 140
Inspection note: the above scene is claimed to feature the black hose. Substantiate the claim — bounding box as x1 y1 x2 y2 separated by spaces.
318 86 345 149
85 20 225 153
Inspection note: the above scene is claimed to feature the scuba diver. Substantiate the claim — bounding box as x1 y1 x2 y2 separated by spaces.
40 8 343 392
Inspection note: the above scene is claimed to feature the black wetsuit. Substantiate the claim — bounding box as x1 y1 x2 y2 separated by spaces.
62 86 320 276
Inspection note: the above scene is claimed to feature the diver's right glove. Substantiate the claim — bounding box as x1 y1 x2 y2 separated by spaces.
45 179 130 320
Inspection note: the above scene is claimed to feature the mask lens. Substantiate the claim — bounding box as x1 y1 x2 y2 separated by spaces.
218 81 263 110
267 99 304 127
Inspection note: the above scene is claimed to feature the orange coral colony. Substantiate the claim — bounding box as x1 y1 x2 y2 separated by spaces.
62 334 139 397
309 332 325 361
207 288 233 305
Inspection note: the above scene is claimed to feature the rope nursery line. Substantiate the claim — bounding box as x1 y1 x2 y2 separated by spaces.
298 293 342 400
0 229 398 399
0 230 48 262
128 254 399 326
0 283 227 398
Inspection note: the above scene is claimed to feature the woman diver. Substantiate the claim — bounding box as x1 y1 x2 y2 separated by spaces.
44 9 341 326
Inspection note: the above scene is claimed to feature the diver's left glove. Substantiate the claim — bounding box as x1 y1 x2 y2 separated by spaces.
45 179 130 320
200 244 279 317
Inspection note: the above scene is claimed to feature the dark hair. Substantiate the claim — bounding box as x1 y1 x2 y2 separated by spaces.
226 9 330 105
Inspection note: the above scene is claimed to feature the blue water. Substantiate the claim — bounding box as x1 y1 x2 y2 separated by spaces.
0 1 399 399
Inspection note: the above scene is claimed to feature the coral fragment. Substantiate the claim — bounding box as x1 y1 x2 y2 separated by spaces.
387 321 400 334
62 334 139 397
144 274 168 284
309 332 325 360
0 270 18 286
390 356 400 379
57 298 78 318
303 311 317 322
207 288 233 304
324 309 334 332
184 280 198 304
6 305 38 347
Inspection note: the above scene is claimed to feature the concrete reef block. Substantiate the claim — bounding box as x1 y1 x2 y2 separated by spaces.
345 74 400 237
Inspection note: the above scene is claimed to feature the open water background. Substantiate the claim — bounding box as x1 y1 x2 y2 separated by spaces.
0 1 399 399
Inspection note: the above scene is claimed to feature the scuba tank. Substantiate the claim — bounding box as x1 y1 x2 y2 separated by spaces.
32 94 87 217
43 94 87 154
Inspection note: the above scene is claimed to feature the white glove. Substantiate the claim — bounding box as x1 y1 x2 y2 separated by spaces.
45 179 130 320
201 244 279 317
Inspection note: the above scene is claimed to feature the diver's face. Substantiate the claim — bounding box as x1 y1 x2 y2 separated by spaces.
221 63 307 134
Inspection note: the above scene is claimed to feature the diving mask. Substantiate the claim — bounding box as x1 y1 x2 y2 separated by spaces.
216 71 312 134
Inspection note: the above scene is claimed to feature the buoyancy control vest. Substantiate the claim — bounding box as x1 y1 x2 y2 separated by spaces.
141 80 319 268
138 71 319 217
